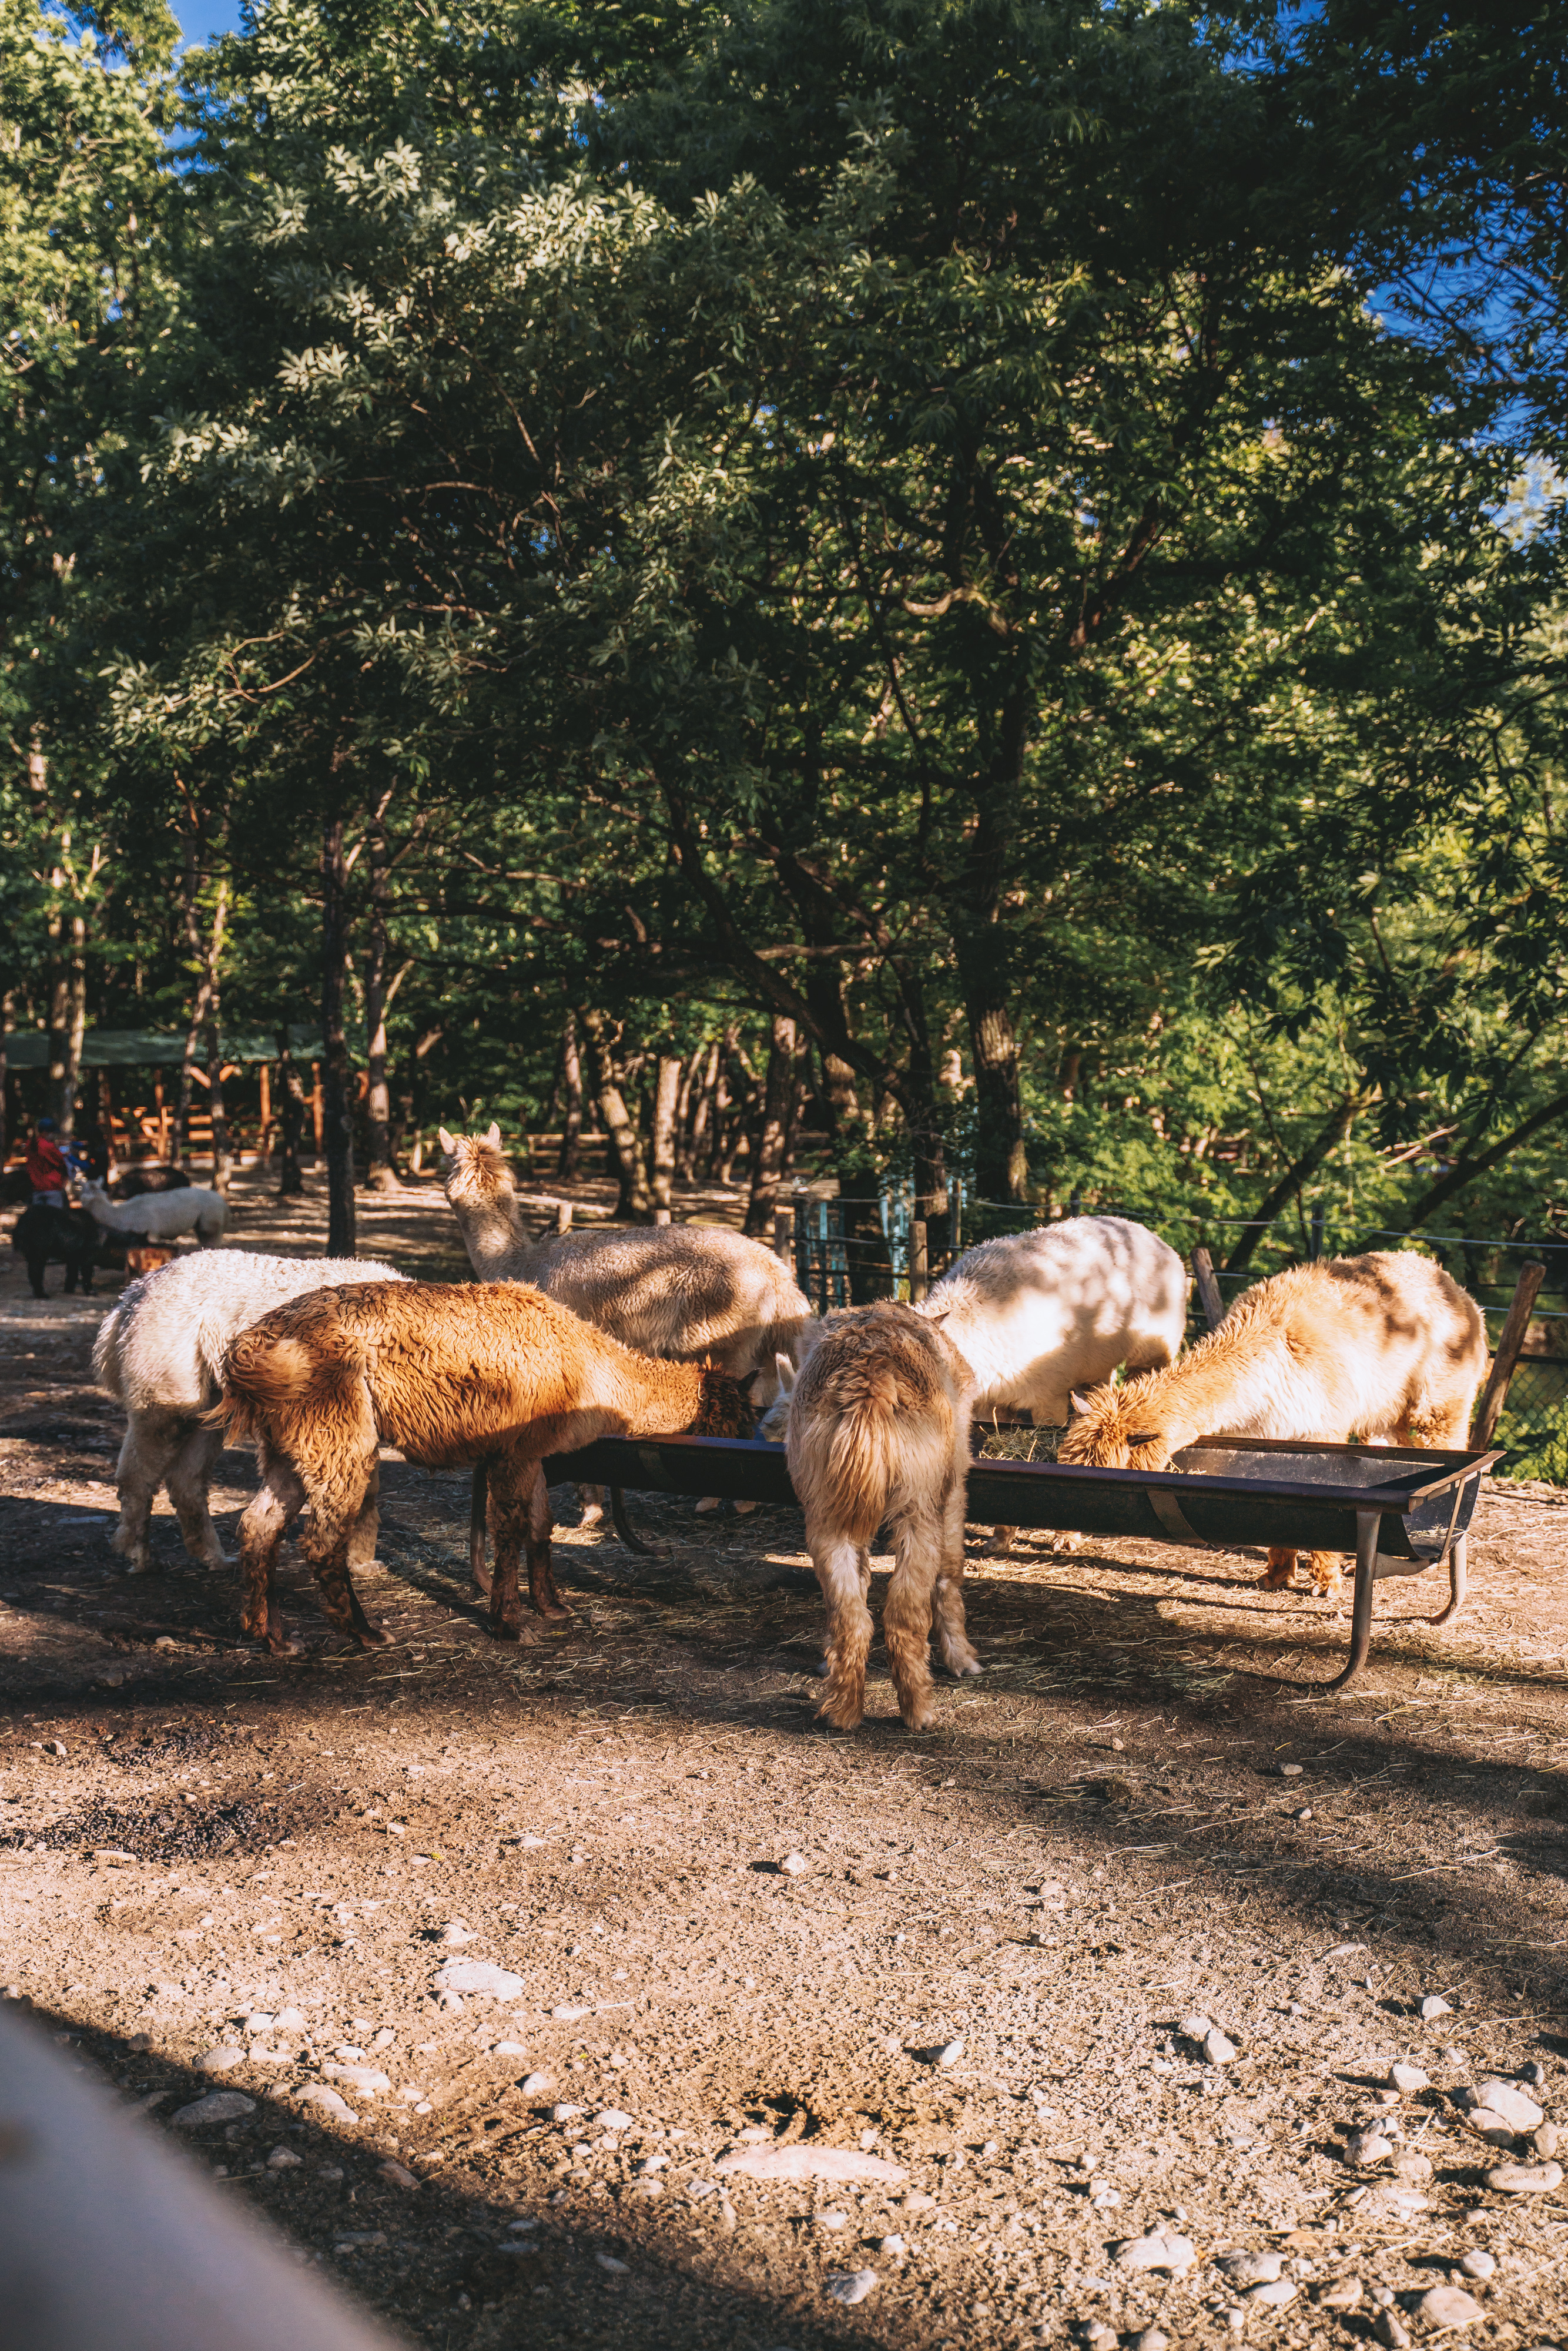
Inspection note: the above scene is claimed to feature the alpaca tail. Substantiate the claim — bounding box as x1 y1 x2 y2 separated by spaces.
808 1362 950 1550
209 1302 366 1443
92 1301 126 1400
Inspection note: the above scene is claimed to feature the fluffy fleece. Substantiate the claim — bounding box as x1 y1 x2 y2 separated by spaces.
79 1176 227 1244
1059 1250 1487 1595
762 1301 980 1733
217 1280 755 1655
93 1248 406 1573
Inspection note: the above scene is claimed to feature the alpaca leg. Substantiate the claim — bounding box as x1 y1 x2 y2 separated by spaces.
812 1535 873 1732
1259 1549 1299 1589
469 1461 491 1595
311 1536 390 1649
347 1459 381 1572
110 1409 182 1575
932 1469 982 1682
883 1507 940 1732
237 1455 306 1655
1308 1550 1343 1599
485 1455 547 1641
578 1482 605 1528
167 1422 231 1570
525 1463 557 1620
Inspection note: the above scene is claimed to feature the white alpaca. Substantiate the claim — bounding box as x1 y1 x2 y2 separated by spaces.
79 1177 228 1247
917 1215 1188 1553
440 1125 812 1522
93 1250 406 1573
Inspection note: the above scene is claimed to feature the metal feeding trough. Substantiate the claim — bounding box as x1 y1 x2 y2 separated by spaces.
544 1429 1502 1696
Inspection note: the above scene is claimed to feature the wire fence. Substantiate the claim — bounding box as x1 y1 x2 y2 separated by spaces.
775 1181 1568 1480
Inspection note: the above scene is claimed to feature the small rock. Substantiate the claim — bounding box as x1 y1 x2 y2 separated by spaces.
1318 2276 1363 2310
244 2012 274 2034
171 2092 254 2128
1345 2129 1394 2167
1113 2229 1196 2275
595 2252 629 2275
824 2269 877 2306
1468 2079 1544 2132
1278 1762 1304 1777
492 2042 528 2058
1458 2252 1495 2281
195 2045 247 2075
436 1961 525 2001
1418 2287 1483 2330
1080 2325 1118 2351
1204 2028 1237 2065
378 2159 420 2189
1519 2061 1547 2088
46 1739 66 1758
435 1991 465 2016
1373 2287 1396 2309
438 1921 474 1946
779 1853 809 1877
1295 1808 1313 1822
902 2190 935 2211
818 2209 848 2231
595 2109 634 2132
1224 2312 1245 2337
275 2007 307 2032
1217 2252 1285 2287
1535 2122 1560 2159
296 2084 357 2122
1178 2013 1213 2042
1484 2159 1563 2194
1247 2280 1296 2308
323 2065 390 2097
552 2104 587 2124
1392 2151 1433 2185
266 2146 303 2170
551 2005 590 2021
936 2038 964 2069
248 2046 293 2068
1420 1997 1453 2022
1374 2314 1411 2349
879 2234 907 2258
1390 2062 1429 2094
521 2073 552 2095
1462 2109 1519 2147
1130 2332 1169 2351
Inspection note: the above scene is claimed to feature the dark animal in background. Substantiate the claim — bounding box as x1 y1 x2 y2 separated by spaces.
12 1205 105 1298
109 1165 193 1200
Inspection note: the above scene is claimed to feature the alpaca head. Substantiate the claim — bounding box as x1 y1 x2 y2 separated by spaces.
690 1365 758 1441
438 1124 512 1210
1057 1378 1171 1472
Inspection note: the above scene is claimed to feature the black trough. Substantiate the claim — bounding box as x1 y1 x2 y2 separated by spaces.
542 1431 1502 1695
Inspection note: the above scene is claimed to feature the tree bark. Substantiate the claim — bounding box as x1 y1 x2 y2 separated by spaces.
745 1016 798 1237
1397 1091 1568 1231
686 1039 720 1180
557 1008 584 1179
203 880 231 1194
0 990 11 1168
275 1031 305 1196
320 815 356 1256
1225 1091 1369 1275
580 1009 652 1221
363 795 400 1193
651 1053 682 1217
952 684 1031 1202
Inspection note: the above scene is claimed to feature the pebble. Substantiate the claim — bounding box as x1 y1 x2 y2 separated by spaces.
172 2092 254 2128
1113 2229 1197 2275
903 2191 936 2211
1390 2062 1429 2094
1458 2252 1496 2280
1374 2314 1411 2349
595 2253 629 2275
323 2065 390 2097
438 1921 474 1946
244 2012 274 2034
824 2269 877 2306
936 2038 965 2069
1520 2061 1548 2088
595 2110 634 2132
296 2084 356 2122
1216 2252 1284 2286
1372 2287 1396 2309
195 2045 247 2075
1418 2287 1484 2330
1224 2309 1245 2335
1178 2014 1212 2042
552 2105 587 2124
1468 2080 1544 2132
1318 2276 1363 2310
1420 1997 1453 2021
266 2146 303 2169
378 2159 420 2189
492 2042 528 2058
522 2073 552 2095
275 2007 307 2032
1080 2325 1117 2350
1462 2109 1519 2147
879 2234 906 2258
1345 2129 1394 2167
819 2210 848 2232
249 2044 293 2068
1535 2123 1560 2159
1484 2160 1563 2194
779 1854 809 1877
1278 1763 1304 1778
1295 1808 1313 1822
1204 2028 1237 2066
717 2146 906 2185
1130 2332 1168 2351
435 1961 525 2001
551 2005 591 2021
1392 2151 1433 2184
1247 2280 1296 2308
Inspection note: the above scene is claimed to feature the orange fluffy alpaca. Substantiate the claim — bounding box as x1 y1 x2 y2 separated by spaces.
1059 1251 1486 1597
217 1281 753 1654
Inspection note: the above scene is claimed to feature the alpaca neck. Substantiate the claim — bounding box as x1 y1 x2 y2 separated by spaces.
598 1349 705 1436
452 1177 533 1283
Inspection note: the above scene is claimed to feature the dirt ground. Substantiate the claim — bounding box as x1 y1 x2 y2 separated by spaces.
5 1167 1568 2351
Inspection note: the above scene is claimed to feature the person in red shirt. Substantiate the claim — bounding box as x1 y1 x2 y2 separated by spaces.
25 1118 70 1207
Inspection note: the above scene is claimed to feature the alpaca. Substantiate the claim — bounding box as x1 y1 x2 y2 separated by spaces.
109 1165 192 1200
12 1204 105 1298
920 1216 1187 1554
216 1281 756 1655
440 1124 811 1532
79 1177 227 1246
93 1250 407 1573
760 1302 981 1732
1059 1250 1487 1596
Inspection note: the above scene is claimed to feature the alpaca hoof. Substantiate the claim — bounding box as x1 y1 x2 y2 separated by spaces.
1048 1531 1083 1556
1258 1566 1296 1590
900 1699 938 1732
537 1601 573 1622
944 1646 982 1679
471 1568 493 1598
491 1618 540 1645
356 1623 393 1649
578 1503 604 1529
816 1691 865 1733
812 1654 831 1679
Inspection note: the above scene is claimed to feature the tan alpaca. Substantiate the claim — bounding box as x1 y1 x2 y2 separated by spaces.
440 1123 812 1535
1059 1251 1487 1596
216 1282 754 1655
760 1302 980 1732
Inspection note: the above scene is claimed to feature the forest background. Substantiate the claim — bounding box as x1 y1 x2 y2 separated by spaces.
3 0 1566 1329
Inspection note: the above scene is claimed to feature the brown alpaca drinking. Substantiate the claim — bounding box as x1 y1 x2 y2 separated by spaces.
216 1281 753 1655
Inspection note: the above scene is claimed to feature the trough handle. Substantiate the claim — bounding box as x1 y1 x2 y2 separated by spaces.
1472 1257 1546 1446
1191 1246 1225 1333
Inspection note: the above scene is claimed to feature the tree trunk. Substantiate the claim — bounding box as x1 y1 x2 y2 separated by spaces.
651 1053 682 1217
363 796 400 1193
203 880 232 1194
953 684 1031 1203
1224 1091 1369 1275
0 990 11 1168
1397 1091 1568 1233
686 1039 720 1180
276 1033 305 1197
581 1009 652 1221
711 1026 738 1181
46 905 83 1136
176 841 216 1170
745 1016 798 1237
320 816 356 1256
966 999 1027 1203
557 1008 584 1179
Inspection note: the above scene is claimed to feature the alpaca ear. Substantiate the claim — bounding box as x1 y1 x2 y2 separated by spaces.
1068 1388 1093 1417
484 1122 501 1150
1127 1431 1162 1448
438 1127 457 1156
775 1352 796 1398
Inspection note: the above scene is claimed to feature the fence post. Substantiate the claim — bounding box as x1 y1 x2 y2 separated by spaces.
949 1177 964 1268
556 1200 572 1236
1473 1258 1547 1446
1069 1190 1082 1218
1191 1245 1225 1333
910 1217 929 1303
773 1201 795 1268
1309 1204 1324 1262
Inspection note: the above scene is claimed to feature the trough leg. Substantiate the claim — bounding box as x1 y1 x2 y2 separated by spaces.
1290 1509 1378 1696
610 1484 663 1558
1429 1533 1468 1629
